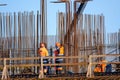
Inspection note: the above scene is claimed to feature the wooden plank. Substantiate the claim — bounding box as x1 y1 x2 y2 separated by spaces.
90 54 120 58
5 57 40 61
91 62 120 65
43 62 88 66
6 64 40 67
4 62 88 68
1 56 88 61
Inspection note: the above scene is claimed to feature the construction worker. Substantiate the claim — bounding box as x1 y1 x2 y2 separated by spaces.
60 44 64 56
38 43 49 74
105 64 112 72
94 64 102 72
54 42 64 74
101 60 107 72
57 43 64 73
94 60 107 73
54 42 60 56
54 42 60 74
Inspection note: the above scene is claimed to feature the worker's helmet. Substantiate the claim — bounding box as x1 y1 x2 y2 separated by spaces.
56 42 60 47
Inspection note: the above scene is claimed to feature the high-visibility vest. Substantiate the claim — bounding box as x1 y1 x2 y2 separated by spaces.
57 67 63 70
94 67 101 72
38 47 48 57
101 60 107 72
60 46 64 55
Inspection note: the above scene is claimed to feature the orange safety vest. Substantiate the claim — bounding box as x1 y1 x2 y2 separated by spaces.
94 67 102 72
101 60 107 72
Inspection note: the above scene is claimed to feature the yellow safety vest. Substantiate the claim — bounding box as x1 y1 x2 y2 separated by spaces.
60 46 64 55
39 47 48 57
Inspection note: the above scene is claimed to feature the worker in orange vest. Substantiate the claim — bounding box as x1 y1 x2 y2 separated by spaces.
94 60 107 73
94 64 102 72
101 60 107 72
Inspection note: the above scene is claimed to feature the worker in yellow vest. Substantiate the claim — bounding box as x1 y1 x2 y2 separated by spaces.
38 43 48 57
38 43 48 74
60 44 64 55
55 43 64 74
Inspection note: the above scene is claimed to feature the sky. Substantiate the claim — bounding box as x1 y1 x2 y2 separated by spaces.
0 0 120 35
84 0 120 34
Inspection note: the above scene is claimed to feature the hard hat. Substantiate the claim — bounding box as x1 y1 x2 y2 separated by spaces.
56 42 60 47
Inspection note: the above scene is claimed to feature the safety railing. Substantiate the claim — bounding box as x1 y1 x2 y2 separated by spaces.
1 57 40 79
1 56 88 79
